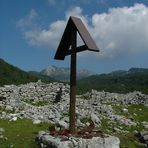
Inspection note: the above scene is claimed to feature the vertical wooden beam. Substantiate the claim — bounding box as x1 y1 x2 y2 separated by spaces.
69 27 77 134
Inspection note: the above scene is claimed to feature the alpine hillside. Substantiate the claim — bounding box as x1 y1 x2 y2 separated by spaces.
0 58 54 86
77 68 148 94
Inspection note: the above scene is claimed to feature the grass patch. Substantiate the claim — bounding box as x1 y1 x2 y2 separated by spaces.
128 104 148 122
0 104 147 147
99 118 111 132
115 133 145 148
112 104 148 122
0 119 52 148
107 104 148 147
31 101 49 106
80 117 91 124
99 118 145 147
24 100 49 106
62 112 69 117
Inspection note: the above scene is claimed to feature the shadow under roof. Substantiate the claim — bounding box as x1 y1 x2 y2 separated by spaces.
54 16 99 60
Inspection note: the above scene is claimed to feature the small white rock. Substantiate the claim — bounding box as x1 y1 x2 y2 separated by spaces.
10 117 17 122
122 108 128 113
33 119 41 124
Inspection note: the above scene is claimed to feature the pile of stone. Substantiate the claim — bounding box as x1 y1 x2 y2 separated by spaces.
85 89 148 105
0 80 69 104
0 81 148 147
0 81 147 128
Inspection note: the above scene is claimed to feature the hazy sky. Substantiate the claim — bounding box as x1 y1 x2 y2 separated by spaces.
1 0 148 73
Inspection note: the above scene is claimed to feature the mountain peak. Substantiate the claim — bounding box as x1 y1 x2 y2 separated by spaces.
40 65 95 81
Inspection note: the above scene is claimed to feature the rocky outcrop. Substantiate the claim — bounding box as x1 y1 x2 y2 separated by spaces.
0 81 148 147
40 66 95 81
37 131 120 148
0 81 148 127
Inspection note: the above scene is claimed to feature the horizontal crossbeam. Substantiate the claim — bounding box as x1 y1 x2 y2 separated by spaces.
66 45 99 56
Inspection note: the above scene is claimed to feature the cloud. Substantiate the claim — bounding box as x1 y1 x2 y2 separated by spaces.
90 3 148 58
17 6 87 48
17 9 39 30
66 6 88 25
17 4 148 59
25 20 66 47
48 0 56 5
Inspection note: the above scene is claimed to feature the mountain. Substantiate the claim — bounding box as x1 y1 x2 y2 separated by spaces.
128 68 148 73
40 65 95 81
0 58 55 86
29 71 56 82
0 58 39 86
77 68 148 94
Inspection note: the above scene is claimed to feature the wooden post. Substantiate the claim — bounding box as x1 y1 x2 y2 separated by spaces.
54 16 99 135
69 27 77 134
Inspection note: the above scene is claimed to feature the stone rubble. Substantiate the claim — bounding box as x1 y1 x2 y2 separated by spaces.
0 81 148 126
0 81 148 147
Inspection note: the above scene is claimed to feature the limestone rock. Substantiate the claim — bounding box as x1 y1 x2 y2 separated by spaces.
55 120 68 129
5 105 13 111
90 113 101 125
9 117 17 122
0 128 5 134
37 131 120 148
33 119 41 124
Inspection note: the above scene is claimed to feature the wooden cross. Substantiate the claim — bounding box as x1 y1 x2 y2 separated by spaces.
54 16 99 134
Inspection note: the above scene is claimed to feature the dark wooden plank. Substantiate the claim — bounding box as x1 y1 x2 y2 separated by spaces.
71 16 99 51
54 16 99 60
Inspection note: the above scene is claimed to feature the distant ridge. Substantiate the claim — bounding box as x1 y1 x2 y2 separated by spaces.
0 58 39 86
77 68 148 94
1 58 148 95
0 58 54 86
128 68 148 73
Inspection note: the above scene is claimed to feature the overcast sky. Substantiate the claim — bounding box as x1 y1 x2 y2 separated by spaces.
1 0 148 73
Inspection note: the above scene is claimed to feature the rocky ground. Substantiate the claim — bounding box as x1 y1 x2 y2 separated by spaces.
0 80 148 147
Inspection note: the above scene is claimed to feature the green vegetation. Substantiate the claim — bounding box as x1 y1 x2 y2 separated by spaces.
23 99 50 106
112 104 148 123
0 119 53 148
31 101 49 106
128 105 148 122
0 104 147 147
77 68 148 94
117 134 145 148
0 58 55 86
99 104 148 148
0 58 38 86
80 117 91 124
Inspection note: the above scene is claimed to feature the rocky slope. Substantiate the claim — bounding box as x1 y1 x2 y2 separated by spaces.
0 81 148 147
1 81 147 125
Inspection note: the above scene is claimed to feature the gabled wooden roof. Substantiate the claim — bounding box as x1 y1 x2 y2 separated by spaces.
54 16 99 60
